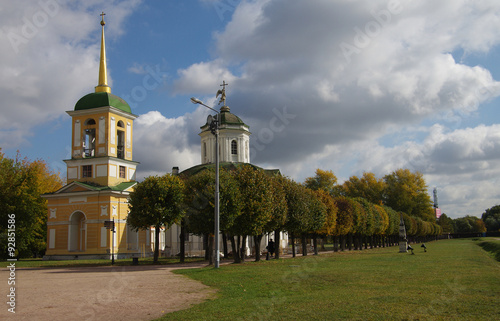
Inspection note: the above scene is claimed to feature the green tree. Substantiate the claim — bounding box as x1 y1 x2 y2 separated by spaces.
481 205 500 232
438 213 454 233
383 169 434 221
332 196 355 251
183 168 242 264
231 165 275 262
453 216 487 234
265 175 288 259
304 169 337 195
127 174 185 263
283 178 311 257
313 189 337 236
343 172 386 205
303 188 327 255
0 151 63 259
333 196 354 237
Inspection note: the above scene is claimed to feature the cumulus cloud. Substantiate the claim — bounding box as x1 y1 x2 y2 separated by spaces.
170 0 500 217
0 0 141 149
133 107 212 179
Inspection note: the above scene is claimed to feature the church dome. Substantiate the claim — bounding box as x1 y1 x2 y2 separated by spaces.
219 106 246 126
201 106 248 128
75 92 132 114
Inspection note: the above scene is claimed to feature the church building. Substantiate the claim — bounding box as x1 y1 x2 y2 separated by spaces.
42 14 151 260
161 86 288 258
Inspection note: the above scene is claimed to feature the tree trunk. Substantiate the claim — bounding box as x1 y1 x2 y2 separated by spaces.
348 234 353 251
204 234 209 260
340 235 346 251
180 220 185 263
254 235 263 262
333 235 339 252
313 234 318 255
301 234 308 256
291 233 296 258
208 234 214 265
274 229 281 259
229 235 240 263
240 235 247 262
154 224 160 263
222 233 228 259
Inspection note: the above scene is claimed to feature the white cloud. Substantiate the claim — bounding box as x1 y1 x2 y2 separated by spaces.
173 59 237 94
172 1 500 213
133 107 212 180
0 0 141 149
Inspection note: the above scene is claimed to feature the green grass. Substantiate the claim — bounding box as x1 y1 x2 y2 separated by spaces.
477 239 500 262
160 239 500 321
2 256 204 268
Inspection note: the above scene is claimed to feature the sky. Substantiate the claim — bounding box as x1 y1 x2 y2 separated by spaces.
1 0 500 219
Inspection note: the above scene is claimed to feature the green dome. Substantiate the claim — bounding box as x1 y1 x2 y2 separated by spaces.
219 106 246 125
75 92 132 114
201 106 248 129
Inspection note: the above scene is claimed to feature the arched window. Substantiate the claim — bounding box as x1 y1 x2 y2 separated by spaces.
117 120 124 128
231 140 237 155
117 130 125 159
83 119 96 157
84 118 96 126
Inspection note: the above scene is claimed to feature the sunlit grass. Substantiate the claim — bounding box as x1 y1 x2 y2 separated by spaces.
161 239 500 320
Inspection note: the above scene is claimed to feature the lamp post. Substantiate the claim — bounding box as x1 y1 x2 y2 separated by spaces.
190 97 220 268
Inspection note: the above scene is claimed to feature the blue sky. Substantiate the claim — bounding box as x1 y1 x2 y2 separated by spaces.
1 0 500 219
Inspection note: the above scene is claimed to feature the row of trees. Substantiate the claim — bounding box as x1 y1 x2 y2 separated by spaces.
0 150 63 259
438 212 495 234
128 165 441 263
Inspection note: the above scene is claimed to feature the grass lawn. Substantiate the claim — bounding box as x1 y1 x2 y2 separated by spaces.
161 238 500 321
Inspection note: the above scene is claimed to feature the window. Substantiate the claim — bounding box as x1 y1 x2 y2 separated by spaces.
83 118 96 158
231 140 238 155
84 118 96 126
117 130 125 159
117 120 124 128
119 166 126 178
82 165 92 178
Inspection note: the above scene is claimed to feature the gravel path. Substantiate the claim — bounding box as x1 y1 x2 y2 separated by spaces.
0 262 216 321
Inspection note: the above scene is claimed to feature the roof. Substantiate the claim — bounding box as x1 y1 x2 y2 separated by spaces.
219 106 247 126
75 92 132 114
43 180 137 196
180 162 280 177
201 106 249 129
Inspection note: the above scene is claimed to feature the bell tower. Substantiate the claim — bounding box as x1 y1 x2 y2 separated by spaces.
43 13 150 261
65 12 138 186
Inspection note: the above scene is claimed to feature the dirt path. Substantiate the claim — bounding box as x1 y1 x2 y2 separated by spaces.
0 262 216 321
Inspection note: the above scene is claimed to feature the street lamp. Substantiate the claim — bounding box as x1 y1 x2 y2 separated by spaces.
190 97 220 269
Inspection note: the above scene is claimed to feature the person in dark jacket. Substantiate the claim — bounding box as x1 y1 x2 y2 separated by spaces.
268 239 275 258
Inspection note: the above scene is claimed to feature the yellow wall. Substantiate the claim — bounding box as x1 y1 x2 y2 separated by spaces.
45 192 150 257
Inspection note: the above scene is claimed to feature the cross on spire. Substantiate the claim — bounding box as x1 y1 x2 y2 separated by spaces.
100 12 106 26
220 80 228 91
216 80 228 106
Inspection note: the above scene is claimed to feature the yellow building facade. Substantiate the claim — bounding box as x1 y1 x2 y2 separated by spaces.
43 14 151 260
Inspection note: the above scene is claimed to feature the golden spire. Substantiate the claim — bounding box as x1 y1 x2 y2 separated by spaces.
95 12 111 93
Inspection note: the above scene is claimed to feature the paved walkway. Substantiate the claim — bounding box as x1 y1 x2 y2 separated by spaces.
0 251 339 321
0 262 216 321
